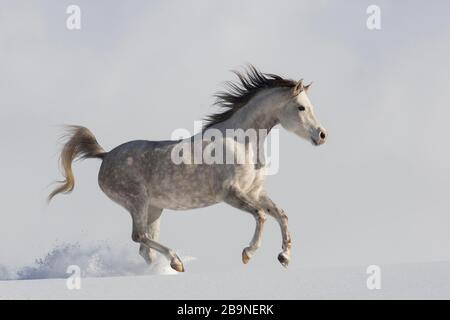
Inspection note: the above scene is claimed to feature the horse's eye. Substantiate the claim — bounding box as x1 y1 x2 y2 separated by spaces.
297 106 305 111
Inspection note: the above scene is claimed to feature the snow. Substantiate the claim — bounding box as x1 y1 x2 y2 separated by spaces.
0 243 448 299
0 243 191 280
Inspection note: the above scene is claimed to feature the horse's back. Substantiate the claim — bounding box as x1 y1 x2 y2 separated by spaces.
99 139 178 179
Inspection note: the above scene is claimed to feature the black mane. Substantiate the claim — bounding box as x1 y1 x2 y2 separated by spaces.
203 65 296 129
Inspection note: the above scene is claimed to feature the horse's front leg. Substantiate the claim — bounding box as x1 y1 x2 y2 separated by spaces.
224 188 266 264
259 193 292 267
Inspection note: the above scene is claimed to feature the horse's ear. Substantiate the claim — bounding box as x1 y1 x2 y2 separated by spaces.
293 79 304 95
304 82 313 92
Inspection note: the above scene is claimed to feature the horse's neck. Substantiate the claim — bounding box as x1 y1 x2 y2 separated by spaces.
210 88 287 168
215 88 286 133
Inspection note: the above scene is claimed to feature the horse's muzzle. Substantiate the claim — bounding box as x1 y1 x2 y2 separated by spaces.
312 127 327 146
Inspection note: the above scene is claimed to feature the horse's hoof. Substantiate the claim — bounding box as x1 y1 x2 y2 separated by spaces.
143 257 153 265
242 248 251 264
170 259 185 272
277 252 290 268
140 253 154 265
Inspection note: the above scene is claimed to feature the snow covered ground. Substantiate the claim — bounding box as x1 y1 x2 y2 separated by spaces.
0 243 448 299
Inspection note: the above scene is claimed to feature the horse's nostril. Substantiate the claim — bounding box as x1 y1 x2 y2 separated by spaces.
320 131 326 140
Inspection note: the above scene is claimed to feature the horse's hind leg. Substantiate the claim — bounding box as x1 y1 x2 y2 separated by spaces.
131 206 184 272
139 205 162 264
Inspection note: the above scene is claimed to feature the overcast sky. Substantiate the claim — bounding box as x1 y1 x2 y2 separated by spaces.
1 0 450 274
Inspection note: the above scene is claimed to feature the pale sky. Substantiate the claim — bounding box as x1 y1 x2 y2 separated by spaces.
1 0 450 273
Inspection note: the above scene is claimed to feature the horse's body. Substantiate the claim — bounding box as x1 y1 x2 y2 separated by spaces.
49 66 326 272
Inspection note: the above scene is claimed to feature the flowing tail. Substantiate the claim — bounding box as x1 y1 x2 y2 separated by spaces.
48 125 107 202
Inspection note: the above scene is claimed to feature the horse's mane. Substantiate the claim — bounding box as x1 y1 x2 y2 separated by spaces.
203 65 296 129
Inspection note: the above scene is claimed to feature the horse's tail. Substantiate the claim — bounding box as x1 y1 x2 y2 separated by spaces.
48 125 107 202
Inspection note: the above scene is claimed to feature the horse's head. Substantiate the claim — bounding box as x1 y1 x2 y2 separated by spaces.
278 80 327 146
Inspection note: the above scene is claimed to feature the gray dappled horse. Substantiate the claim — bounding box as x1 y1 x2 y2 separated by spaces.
49 66 327 272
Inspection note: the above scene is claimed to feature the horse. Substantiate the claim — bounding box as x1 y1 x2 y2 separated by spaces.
49 66 327 272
